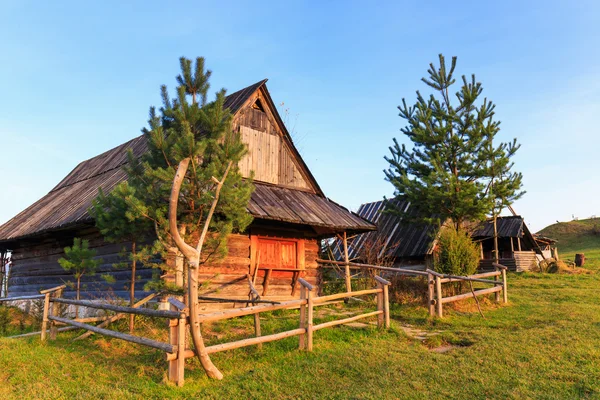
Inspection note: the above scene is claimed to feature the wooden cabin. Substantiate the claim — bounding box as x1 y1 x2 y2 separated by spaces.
333 198 437 270
337 200 552 273
473 216 551 272
0 80 375 304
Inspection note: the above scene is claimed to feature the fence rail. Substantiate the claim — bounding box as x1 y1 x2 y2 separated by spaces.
36 276 391 387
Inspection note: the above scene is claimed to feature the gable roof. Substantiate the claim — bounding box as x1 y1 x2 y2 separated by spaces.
471 215 527 238
0 81 374 244
336 198 437 261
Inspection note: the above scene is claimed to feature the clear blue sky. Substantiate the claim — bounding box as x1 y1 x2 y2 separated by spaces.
1 1 599 232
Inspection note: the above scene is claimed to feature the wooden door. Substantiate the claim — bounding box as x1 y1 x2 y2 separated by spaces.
258 238 297 277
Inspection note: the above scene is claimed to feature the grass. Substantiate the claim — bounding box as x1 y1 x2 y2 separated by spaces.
538 218 600 270
1 271 600 399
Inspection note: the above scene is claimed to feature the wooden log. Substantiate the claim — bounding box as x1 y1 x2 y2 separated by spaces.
197 299 305 323
312 311 383 332
502 269 508 303
494 265 500 303
168 309 178 384
40 284 67 294
298 278 314 291
198 296 279 305
205 328 306 354
49 316 174 353
41 293 50 342
376 282 384 329
317 259 428 277
383 283 390 329
49 288 63 340
262 268 272 296
441 285 502 304
312 288 380 305
177 315 186 386
427 273 435 317
299 285 307 350
491 263 508 270
52 298 181 319
373 275 391 286
7 326 78 339
73 293 158 341
342 231 351 293
435 276 443 318
0 294 44 302
307 289 314 351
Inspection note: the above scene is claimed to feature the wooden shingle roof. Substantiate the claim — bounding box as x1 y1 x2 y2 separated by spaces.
0 81 374 243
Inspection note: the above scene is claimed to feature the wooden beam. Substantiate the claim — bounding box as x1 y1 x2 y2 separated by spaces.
312 311 383 332
52 298 181 319
440 285 502 304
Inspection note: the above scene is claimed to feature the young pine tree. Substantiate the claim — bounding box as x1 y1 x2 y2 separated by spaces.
384 54 523 231
90 183 151 333
58 238 103 317
115 57 253 379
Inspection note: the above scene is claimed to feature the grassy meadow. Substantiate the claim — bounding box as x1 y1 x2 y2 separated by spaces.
1 270 600 399
539 218 600 270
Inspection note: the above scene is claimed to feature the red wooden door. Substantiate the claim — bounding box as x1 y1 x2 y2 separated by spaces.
257 238 297 277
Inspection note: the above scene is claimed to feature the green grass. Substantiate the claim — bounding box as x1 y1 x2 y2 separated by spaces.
2 272 600 399
538 218 600 270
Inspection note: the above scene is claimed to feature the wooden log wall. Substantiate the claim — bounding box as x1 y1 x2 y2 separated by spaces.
8 226 154 299
196 232 320 311
235 105 311 191
478 251 537 272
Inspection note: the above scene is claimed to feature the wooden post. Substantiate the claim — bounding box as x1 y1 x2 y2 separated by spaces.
376 281 384 329
435 276 443 318
254 313 262 350
307 288 314 351
427 273 435 317
177 314 186 386
168 308 178 384
342 231 351 294
494 265 500 303
299 285 306 350
517 236 522 251
502 269 508 303
41 293 50 342
383 283 390 329
49 288 63 340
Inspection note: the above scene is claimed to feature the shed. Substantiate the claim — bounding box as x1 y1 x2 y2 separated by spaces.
0 80 375 304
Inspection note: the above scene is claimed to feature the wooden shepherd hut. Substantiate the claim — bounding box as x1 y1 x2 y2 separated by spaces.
0 80 375 305
473 216 549 271
333 198 437 270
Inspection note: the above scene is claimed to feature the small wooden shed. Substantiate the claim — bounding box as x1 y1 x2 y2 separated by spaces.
0 80 375 303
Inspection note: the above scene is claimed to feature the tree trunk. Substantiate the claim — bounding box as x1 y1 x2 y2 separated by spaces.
129 241 136 334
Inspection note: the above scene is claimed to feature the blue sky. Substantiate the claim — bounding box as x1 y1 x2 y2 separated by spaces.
1 0 599 232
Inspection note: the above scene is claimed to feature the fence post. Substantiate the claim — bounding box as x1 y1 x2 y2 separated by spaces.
374 276 391 329
307 288 314 351
494 265 500 303
427 272 435 317
376 280 384 329
299 285 306 350
168 306 178 385
41 293 50 342
49 287 63 340
177 314 186 387
502 268 508 303
435 276 443 318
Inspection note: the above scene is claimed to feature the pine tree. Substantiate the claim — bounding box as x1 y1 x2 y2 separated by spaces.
100 57 253 379
58 238 103 317
385 54 523 230
90 183 151 333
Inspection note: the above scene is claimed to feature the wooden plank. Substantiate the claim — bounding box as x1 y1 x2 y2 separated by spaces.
52 298 179 319
49 316 174 353
205 328 306 354
441 285 503 304
312 311 383 332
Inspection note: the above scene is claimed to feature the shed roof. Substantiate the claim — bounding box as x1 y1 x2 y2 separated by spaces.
0 81 374 244
472 216 526 238
339 198 437 261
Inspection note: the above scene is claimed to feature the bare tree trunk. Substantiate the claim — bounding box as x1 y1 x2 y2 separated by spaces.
168 157 232 380
129 241 136 334
493 214 499 264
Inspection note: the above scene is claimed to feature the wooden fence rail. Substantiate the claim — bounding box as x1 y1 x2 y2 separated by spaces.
317 258 508 318
37 277 391 387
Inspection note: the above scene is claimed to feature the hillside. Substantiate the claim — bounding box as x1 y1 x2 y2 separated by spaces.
538 218 600 270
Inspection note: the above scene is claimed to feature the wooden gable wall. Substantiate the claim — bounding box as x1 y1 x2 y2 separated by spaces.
233 89 315 192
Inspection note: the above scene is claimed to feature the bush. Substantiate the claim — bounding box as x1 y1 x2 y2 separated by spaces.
433 227 480 277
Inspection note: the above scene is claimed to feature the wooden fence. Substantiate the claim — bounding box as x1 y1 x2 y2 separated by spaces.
317 259 508 318
36 278 391 386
